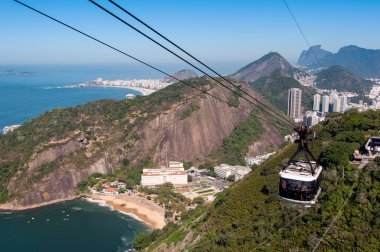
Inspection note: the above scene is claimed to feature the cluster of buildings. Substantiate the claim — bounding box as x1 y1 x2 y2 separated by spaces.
83 78 172 91
2 125 21 134
287 88 351 127
90 180 127 195
214 164 251 182
313 92 348 113
141 161 188 186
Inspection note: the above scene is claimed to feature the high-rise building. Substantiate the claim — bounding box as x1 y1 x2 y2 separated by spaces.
287 88 302 119
321 95 329 113
303 111 320 127
340 96 348 112
313 94 321 111
333 98 341 112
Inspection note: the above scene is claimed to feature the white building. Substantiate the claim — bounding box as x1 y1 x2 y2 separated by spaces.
321 95 329 113
168 161 184 168
125 93 136 99
313 94 321 111
303 111 320 127
340 96 348 112
214 164 251 182
287 88 302 119
141 161 188 186
333 98 341 112
3 125 21 134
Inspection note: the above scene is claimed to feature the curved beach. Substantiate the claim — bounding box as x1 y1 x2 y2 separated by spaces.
89 194 166 230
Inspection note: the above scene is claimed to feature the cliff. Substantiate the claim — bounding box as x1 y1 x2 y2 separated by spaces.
0 77 284 208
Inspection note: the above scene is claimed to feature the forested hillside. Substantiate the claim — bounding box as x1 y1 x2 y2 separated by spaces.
139 110 380 251
0 77 285 208
250 70 315 113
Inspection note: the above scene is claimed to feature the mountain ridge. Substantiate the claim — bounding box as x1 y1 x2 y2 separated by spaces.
230 52 304 83
298 45 380 78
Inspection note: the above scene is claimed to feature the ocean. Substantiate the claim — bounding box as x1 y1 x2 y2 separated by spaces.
0 64 165 131
0 199 148 252
0 64 163 251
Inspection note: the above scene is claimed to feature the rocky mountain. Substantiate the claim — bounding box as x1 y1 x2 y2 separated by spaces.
298 45 332 66
230 52 305 83
298 45 380 78
315 65 374 93
161 69 198 83
0 77 284 208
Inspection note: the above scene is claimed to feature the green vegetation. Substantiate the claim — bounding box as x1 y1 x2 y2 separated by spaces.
316 65 373 93
139 182 191 218
250 69 315 113
0 77 215 203
209 114 264 165
139 110 380 251
180 102 200 120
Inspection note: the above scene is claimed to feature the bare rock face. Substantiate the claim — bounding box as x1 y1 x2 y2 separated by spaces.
135 88 252 164
3 82 283 208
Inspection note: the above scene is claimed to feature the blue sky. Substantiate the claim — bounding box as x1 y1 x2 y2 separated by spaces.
1 0 379 73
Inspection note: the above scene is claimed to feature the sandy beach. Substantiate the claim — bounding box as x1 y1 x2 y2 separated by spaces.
89 193 166 229
93 85 156 96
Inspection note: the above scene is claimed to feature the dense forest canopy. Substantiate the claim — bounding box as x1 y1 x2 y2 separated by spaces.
136 109 380 251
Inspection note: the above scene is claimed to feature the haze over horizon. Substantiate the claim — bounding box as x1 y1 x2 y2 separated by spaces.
1 0 379 70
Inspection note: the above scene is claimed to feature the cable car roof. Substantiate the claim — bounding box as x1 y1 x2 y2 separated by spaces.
279 161 322 182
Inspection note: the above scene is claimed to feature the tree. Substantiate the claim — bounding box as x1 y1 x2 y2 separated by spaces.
183 162 192 170
226 175 235 182
122 158 130 167
132 231 153 250
96 183 103 192
193 196 205 205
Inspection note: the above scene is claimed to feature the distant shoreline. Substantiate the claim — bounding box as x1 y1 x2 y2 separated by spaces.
63 84 156 96
0 196 79 212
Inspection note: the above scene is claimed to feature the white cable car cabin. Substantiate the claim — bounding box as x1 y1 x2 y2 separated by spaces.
365 136 380 156
279 125 322 204
279 161 322 204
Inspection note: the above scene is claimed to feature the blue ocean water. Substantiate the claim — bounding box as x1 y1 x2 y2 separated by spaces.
0 65 156 131
0 199 148 252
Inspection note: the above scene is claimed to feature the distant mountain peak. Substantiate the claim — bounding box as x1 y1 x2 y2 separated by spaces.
162 69 198 83
298 45 380 78
297 45 332 66
230 52 299 83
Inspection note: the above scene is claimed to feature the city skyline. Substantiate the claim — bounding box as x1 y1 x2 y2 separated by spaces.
1 0 379 71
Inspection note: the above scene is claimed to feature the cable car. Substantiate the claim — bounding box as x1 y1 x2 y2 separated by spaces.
365 136 380 156
279 125 322 204
352 136 380 161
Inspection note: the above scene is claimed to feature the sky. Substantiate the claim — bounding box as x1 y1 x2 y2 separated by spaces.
1 0 379 74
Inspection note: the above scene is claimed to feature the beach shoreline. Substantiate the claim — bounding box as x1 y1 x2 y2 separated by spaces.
0 193 166 230
63 84 156 96
0 196 79 212
88 194 166 230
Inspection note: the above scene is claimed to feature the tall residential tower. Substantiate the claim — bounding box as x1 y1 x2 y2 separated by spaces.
287 88 302 119
313 94 321 111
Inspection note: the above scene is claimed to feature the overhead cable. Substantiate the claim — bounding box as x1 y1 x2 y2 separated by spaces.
13 0 288 132
89 0 294 128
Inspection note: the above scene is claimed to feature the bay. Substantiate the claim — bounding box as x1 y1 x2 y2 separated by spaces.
0 65 152 131
0 199 148 252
